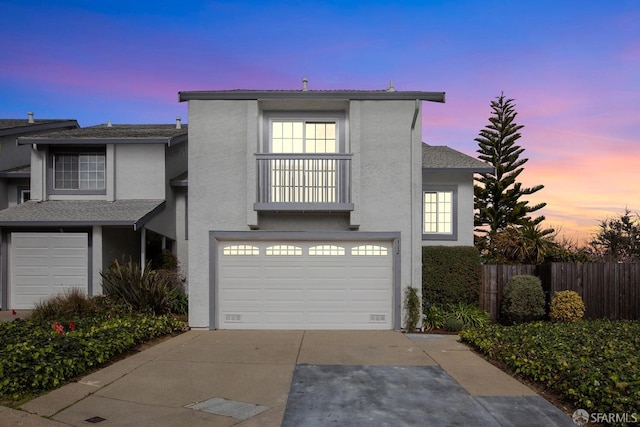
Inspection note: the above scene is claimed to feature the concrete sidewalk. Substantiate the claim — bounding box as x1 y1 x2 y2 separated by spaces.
3 331 574 426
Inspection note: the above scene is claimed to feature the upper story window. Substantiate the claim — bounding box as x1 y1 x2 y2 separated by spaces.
49 147 106 195
271 121 337 153
263 112 346 153
423 191 452 234
255 112 352 209
422 187 457 240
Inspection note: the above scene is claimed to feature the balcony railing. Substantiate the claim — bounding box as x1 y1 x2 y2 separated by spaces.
255 153 353 211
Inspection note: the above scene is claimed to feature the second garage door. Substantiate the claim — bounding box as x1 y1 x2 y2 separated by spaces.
10 232 88 310
217 241 393 330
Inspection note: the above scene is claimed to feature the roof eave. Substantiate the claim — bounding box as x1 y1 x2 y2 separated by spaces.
16 137 179 146
179 90 446 103
0 172 30 178
423 167 496 174
0 201 166 230
0 120 79 137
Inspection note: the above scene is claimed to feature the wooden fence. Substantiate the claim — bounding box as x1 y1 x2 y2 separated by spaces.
481 263 640 321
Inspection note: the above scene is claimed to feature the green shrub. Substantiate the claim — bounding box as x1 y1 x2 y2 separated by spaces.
446 302 490 328
404 286 421 332
101 259 175 315
0 313 184 400
445 317 464 332
422 246 481 306
460 320 640 416
30 288 97 323
550 290 585 322
500 275 545 324
423 302 489 331
167 287 188 316
422 303 448 331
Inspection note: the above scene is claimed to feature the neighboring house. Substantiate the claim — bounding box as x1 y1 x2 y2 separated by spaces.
0 121 188 310
179 87 459 330
0 113 79 210
421 144 494 246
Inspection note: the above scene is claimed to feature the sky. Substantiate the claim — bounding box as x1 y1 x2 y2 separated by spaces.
1 0 638 244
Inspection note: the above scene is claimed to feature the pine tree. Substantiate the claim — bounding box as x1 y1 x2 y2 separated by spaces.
474 93 546 238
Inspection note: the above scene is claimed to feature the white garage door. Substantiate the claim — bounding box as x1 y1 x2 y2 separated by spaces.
217 241 393 330
10 232 88 309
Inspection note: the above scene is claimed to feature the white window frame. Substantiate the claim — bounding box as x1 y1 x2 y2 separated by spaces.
422 186 457 241
49 147 107 195
262 111 346 154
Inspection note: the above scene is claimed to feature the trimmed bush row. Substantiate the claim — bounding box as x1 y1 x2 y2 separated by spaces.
422 246 482 306
0 314 184 400
460 320 640 415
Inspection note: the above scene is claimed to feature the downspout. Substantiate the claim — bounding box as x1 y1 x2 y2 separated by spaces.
409 99 420 330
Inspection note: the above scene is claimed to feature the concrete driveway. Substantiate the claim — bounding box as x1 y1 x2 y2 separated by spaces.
3 330 575 426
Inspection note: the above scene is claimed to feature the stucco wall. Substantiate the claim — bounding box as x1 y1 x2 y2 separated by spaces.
187 98 423 328
145 142 188 240
115 144 165 200
0 135 31 172
188 100 253 327
353 100 423 313
421 172 476 246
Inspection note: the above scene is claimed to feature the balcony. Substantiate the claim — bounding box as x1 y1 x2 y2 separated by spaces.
255 153 353 211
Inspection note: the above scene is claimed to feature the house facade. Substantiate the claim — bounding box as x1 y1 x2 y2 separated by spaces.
0 114 79 210
179 89 449 330
0 88 493 331
0 122 187 310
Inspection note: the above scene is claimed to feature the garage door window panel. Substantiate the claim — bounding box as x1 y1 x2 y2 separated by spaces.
351 245 389 256
265 245 302 256
309 245 345 256
222 245 260 256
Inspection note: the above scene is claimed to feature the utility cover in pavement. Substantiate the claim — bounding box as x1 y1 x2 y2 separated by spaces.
186 397 269 420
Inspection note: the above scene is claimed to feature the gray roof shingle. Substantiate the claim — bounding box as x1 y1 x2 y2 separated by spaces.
422 144 494 173
0 199 165 230
17 124 188 145
0 119 79 137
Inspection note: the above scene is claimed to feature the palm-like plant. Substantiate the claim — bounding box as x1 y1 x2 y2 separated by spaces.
492 222 557 264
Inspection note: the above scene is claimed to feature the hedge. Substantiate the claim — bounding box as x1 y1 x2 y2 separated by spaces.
422 246 481 306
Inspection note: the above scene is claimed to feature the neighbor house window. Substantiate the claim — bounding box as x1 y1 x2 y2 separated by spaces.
423 191 453 234
54 152 105 190
17 186 30 204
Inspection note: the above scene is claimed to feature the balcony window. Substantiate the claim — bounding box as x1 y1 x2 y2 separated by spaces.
271 121 337 154
255 112 352 210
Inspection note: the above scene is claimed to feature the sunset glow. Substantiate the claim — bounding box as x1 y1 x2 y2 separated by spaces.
1 1 638 244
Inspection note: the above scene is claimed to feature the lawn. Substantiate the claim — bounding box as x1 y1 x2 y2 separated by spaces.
460 320 640 417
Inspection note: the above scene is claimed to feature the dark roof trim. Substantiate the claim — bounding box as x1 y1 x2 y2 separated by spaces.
17 136 187 146
422 166 495 174
179 90 446 103
0 171 30 178
0 120 79 137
